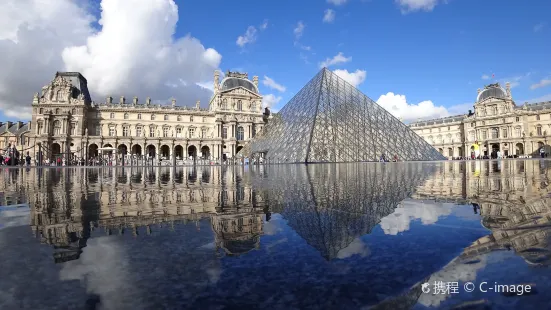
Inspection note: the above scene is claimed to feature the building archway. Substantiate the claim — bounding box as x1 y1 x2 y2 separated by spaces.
147 145 156 158
236 145 244 155
201 146 210 159
188 145 197 159
174 145 184 159
51 143 61 158
161 145 170 158
118 144 128 156
438 148 443 153
447 147 453 157
490 143 500 159
131 144 142 155
88 144 98 157
515 143 524 156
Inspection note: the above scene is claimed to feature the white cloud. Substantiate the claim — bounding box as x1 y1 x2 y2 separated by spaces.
262 93 282 109
327 0 348 5
0 0 221 121
481 74 490 80
530 78 551 90
262 76 286 92
521 93 551 104
333 69 366 87
336 238 370 259
236 26 257 47
260 19 269 30
319 52 352 68
323 9 336 23
396 0 441 13
294 21 305 39
497 72 531 89
376 92 450 122
379 200 453 235
534 22 546 32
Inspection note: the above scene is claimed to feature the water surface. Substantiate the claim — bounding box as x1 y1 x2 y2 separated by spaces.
0 160 550 309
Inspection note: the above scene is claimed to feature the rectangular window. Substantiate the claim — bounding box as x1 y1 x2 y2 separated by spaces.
189 128 195 138
163 127 169 137
95 126 101 136
136 127 142 137
70 123 76 136
123 127 129 137
109 127 115 136
202 128 207 138
515 128 521 137
222 127 228 139
176 127 182 137
37 123 43 135
482 130 487 140
149 127 155 137
502 128 508 138
537 127 542 135
516 117 520 122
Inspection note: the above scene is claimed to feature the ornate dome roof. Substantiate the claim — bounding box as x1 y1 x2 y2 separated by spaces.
220 73 258 94
477 83 507 102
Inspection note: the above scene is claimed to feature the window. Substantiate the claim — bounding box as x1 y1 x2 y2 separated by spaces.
138 113 142 120
516 117 520 122
176 127 182 137
96 111 101 118
123 126 129 137
163 127 169 137
493 106 498 115
124 113 129 120
470 122 475 128
481 121 485 125
151 114 155 120
251 102 256 111
177 115 181 121
72 108 76 115
482 130 487 140
447 126 450 131
222 127 228 139
70 123 76 136
164 114 168 121
190 116 194 122
95 126 101 136
202 117 206 123
252 125 256 137
136 127 142 137
237 100 242 111
201 128 207 138
189 127 195 137
222 99 227 110
515 127 521 137
491 128 499 139
502 128 508 138
110 113 115 119
109 127 115 136
537 126 542 136
37 122 43 135
55 108 60 114
149 127 155 137
56 90 62 101
468 131 475 141
536 115 540 121
53 120 61 135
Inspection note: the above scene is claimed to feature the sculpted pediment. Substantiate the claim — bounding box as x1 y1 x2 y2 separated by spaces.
38 75 84 104
221 86 261 98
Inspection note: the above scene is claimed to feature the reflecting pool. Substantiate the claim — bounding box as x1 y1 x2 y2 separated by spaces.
0 160 550 309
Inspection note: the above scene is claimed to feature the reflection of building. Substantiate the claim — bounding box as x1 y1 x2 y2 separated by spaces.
260 163 438 259
29 71 269 162
410 83 551 158
413 160 551 265
1 166 268 263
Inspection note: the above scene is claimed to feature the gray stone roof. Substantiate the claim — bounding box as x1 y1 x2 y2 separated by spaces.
409 114 467 127
515 101 551 111
0 122 30 135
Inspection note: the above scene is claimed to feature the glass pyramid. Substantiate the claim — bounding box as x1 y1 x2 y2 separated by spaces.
250 68 446 163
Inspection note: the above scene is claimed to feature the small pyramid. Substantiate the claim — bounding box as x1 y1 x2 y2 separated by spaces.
250 68 445 162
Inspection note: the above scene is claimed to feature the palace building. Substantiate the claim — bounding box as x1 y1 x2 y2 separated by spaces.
28 70 270 162
409 82 551 158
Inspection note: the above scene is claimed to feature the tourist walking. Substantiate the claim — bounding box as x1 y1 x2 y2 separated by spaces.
25 152 31 166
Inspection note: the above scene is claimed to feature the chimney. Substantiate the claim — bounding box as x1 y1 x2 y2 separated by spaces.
133 96 138 105
253 76 259 88
107 96 113 104
171 98 176 107
214 70 220 91
7 121 14 129
146 97 151 105
196 100 200 109
17 121 24 130
119 96 125 104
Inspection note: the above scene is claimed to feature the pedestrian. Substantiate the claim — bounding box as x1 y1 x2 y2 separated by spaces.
25 152 31 166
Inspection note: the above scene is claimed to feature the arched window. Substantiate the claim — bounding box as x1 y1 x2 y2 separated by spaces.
190 116 194 122
72 108 76 115
110 113 115 119
55 108 60 114
536 126 542 136
53 120 61 135
237 100 242 111
137 113 142 120
151 114 155 120
56 90 62 101
177 115 182 121
124 113 129 120
164 114 168 121
222 99 227 110
491 128 499 139
39 108 43 114
237 126 244 141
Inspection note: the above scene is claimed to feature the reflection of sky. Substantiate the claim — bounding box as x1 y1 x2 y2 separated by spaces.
379 200 453 235
0 204 30 230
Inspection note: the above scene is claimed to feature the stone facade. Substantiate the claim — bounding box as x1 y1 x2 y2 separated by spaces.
29 71 269 163
0 121 31 157
409 83 551 158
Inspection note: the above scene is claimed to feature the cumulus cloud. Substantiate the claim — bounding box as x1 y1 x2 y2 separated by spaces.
530 78 551 90
396 0 441 13
236 26 257 47
294 21 305 39
263 94 282 109
327 0 348 5
336 238 370 259
379 200 453 235
262 76 286 92
376 92 451 122
323 9 336 23
333 69 366 87
0 0 222 120
260 19 269 30
319 52 352 68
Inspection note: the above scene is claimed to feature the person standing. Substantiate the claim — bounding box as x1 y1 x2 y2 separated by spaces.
25 152 31 166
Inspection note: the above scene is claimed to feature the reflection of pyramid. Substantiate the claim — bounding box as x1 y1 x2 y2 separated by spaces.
250 68 445 162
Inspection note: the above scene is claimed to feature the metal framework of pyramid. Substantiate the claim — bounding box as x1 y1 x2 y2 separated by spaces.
250 68 446 162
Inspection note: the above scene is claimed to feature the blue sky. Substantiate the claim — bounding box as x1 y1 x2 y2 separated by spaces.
1 0 550 122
